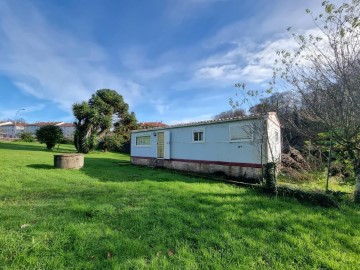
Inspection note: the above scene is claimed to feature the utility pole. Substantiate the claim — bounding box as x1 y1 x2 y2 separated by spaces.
14 108 26 138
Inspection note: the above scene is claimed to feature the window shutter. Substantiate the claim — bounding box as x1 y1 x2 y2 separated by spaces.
230 125 252 140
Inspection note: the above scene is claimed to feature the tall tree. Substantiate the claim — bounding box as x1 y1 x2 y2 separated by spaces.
273 0 360 201
249 91 326 148
213 109 246 120
73 89 137 153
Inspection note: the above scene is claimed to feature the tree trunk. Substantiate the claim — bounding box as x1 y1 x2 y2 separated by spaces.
354 161 360 203
264 162 277 195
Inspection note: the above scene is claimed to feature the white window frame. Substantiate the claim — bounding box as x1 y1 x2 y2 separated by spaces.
135 134 151 147
229 124 253 142
192 129 205 143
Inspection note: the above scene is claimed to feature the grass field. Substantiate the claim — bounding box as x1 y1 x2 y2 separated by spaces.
278 171 355 194
0 141 359 269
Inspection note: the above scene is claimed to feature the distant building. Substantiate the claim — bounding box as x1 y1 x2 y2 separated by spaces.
0 122 26 138
58 123 75 139
25 122 64 136
139 122 167 129
25 122 75 139
0 121 75 139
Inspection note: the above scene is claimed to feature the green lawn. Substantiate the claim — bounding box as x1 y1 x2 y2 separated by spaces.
0 141 359 270
278 171 356 194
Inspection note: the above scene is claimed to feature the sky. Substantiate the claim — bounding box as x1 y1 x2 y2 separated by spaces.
0 0 339 125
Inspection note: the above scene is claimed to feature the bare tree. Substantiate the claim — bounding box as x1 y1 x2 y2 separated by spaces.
273 0 360 202
213 109 246 120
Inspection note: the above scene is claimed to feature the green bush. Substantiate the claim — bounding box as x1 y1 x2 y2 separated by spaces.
277 186 339 208
19 132 35 142
36 125 64 150
61 137 74 145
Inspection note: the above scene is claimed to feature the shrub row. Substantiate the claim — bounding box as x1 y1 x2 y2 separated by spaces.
276 186 339 208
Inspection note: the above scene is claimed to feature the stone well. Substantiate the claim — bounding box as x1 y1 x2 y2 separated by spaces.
54 154 84 169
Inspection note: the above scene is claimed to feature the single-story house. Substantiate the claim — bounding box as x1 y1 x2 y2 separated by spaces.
130 112 281 180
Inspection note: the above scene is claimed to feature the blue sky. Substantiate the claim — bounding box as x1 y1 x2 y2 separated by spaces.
0 0 334 124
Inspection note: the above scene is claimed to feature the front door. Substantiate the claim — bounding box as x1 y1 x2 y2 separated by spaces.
157 131 170 159
157 132 164 158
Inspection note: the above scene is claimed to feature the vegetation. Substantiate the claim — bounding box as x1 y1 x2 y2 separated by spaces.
0 141 359 269
213 109 246 120
272 0 360 202
19 132 35 142
73 89 137 154
229 0 360 202
35 125 64 150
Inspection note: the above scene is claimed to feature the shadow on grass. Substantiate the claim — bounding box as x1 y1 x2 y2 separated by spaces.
27 164 54 170
81 156 216 184
2 143 360 269
0 141 75 153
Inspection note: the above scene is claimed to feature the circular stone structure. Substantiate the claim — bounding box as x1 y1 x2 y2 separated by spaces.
54 154 84 169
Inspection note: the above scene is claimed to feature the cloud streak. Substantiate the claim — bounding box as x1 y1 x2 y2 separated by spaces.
0 1 142 113
0 103 45 120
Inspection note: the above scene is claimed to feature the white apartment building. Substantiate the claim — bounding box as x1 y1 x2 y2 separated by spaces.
0 121 75 139
0 122 26 138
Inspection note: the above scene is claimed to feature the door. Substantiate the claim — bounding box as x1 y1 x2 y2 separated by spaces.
157 131 170 159
157 132 164 158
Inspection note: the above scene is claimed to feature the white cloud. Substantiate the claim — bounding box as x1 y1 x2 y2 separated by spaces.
175 27 326 91
0 104 45 120
0 2 142 114
150 99 171 114
205 0 344 48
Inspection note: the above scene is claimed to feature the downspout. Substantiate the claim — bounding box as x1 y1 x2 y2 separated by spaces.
262 114 269 179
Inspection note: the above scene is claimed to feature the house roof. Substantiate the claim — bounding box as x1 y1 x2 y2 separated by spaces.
27 122 64 126
0 122 26 127
0 121 13 126
139 122 167 129
58 123 75 127
0 121 75 127
132 113 275 133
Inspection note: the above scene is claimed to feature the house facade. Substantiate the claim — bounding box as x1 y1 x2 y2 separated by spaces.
131 112 281 180
58 123 75 139
0 122 26 138
0 121 75 139
24 122 75 139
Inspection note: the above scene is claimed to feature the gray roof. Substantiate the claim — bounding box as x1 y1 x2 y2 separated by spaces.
131 113 268 133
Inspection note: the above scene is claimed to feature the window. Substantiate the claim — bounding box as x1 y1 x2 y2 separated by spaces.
193 129 205 143
229 125 252 141
136 135 151 146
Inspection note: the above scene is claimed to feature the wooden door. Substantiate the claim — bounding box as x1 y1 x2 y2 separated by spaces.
157 132 164 158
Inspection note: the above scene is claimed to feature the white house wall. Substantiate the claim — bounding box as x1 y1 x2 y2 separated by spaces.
266 114 281 163
131 119 265 165
131 132 158 158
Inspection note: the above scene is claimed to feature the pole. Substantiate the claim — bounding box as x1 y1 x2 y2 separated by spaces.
326 131 333 193
14 108 26 138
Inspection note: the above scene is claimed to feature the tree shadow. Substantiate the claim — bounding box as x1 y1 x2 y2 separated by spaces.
81 156 216 184
27 164 54 170
0 141 75 153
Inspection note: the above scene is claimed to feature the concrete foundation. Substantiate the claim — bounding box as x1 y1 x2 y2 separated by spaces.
131 157 262 181
54 154 84 169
